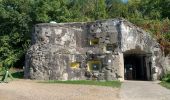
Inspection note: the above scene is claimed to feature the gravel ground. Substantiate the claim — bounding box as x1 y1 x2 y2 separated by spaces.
0 79 120 100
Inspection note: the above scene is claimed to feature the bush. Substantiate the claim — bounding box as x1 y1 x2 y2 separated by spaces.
161 72 170 83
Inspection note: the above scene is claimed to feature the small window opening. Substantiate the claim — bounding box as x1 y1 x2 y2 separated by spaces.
106 44 114 51
89 38 99 45
70 62 80 69
106 44 117 51
87 60 101 71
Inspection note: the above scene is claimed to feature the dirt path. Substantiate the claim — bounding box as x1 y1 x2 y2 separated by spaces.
0 79 119 100
120 81 170 100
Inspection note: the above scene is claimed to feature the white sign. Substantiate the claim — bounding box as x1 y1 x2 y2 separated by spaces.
108 60 112 63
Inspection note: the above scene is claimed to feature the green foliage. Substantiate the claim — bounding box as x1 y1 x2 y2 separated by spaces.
42 80 121 88
107 0 128 18
160 81 170 89
11 71 23 79
161 72 170 83
0 32 29 67
31 0 71 23
160 72 170 89
0 0 31 68
0 0 170 69
94 0 107 19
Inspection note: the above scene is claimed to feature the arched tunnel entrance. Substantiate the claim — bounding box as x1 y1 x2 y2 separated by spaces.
124 50 152 81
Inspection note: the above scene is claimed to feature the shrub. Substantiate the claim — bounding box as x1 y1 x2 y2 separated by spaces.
161 72 170 83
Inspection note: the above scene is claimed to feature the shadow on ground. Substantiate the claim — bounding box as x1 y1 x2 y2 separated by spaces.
11 71 24 79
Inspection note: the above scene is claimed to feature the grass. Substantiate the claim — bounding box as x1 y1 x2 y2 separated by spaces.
160 81 170 89
41 80 121 88
160 72 170 89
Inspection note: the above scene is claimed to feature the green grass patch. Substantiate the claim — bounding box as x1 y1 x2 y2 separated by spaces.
41 80 121 88
160 81 170 89
160 72 170 89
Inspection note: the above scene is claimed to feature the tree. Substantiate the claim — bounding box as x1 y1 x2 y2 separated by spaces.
94 0 107 20
0 0 31 67
0 0 170 69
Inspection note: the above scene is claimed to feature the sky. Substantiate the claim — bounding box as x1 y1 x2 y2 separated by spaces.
121 0 128 3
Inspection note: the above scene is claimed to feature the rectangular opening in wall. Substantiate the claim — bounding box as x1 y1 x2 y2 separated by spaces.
106 44 117 51
89 38 99 45
87 60 101 71
70 62 80 69
106 44 114 51
124 53 152 81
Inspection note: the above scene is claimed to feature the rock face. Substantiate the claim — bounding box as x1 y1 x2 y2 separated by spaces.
164 55 170 72
24 18 168 80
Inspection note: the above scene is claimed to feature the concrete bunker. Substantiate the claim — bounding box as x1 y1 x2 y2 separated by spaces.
24 18 167 81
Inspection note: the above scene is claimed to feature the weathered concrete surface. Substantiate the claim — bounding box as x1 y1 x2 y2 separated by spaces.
25 18 167 80
120 81 170 100
164 55 170 72
120 20 165 80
